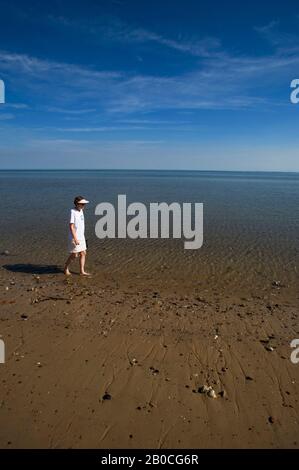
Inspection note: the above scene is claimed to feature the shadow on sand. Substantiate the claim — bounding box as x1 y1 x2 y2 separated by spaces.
2 264 63 275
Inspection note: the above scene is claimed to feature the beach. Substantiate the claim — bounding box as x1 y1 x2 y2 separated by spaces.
0 170 298 448
0 263 298 448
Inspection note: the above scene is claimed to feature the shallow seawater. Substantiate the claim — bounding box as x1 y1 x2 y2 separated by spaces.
1 170 298 291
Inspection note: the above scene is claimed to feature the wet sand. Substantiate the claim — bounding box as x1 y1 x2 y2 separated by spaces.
0 257 298 449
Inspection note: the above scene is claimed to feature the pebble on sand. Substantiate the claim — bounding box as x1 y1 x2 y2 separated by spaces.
198 385 217 398
102 393 112 401
272 281 283 288
198 385 211 394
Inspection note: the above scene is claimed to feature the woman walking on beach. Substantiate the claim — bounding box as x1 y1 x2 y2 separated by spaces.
64 196 91 276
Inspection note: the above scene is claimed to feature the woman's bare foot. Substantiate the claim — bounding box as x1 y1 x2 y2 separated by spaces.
64 268 72 276
80 271 91 277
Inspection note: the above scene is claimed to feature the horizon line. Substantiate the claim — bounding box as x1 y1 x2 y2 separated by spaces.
0 168 299 174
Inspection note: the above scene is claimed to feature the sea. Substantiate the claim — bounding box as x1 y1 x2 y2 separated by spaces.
0 170 298 292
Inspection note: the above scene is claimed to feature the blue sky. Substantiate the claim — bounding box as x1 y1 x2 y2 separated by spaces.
0 0 299 171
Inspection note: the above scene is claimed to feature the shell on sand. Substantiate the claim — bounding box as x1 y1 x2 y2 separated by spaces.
207 389 217 399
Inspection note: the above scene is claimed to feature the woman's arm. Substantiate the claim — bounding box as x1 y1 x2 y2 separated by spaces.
69 223 80 245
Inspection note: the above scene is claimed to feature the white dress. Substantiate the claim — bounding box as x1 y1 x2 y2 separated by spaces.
68 208 87 253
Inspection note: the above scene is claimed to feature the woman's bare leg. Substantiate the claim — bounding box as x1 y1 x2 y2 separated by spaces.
79 251 90 275
64 253 76 275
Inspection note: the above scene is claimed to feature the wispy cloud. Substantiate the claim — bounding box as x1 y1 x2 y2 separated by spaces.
55 126 149 132
0 113 14 120
0 44 294 118
44 106 97 115
0 50 119 79
0 18 297 121
29 137 164 146
115 118 192 124
49 14 222 58
2 136 298 172
3 103 29 109
0 49 121 108
254 20 298 48
112 24 222 58
28 124 202 133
